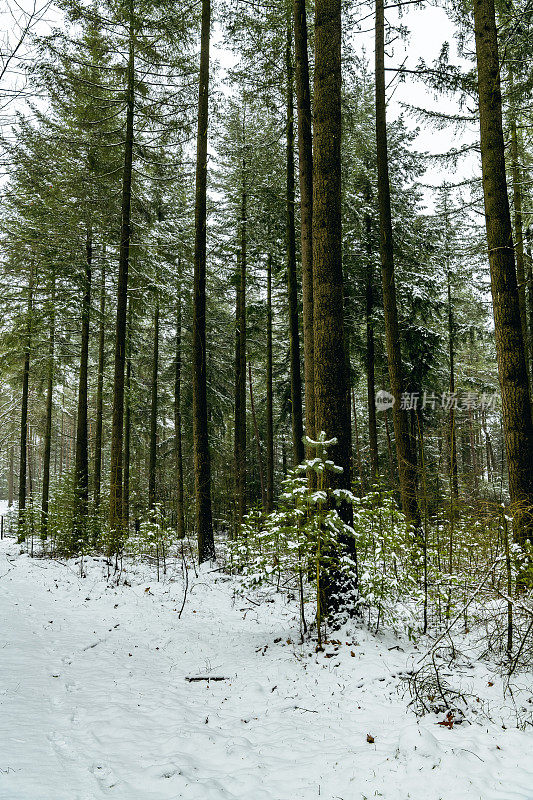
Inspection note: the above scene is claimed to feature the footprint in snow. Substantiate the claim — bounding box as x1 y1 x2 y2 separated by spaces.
89 762 119 791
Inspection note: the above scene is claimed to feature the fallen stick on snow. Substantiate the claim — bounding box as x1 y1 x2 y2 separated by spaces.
185 675 229 682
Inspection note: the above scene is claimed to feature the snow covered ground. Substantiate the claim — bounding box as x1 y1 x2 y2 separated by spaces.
0 537 532 800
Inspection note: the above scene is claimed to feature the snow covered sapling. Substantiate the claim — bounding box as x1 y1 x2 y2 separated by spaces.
133 505 173 580
302 432 358 647
351 490 422 633
227 433 359 644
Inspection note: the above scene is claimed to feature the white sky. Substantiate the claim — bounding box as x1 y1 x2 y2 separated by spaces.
212 2 479 209
349 3 479 202
2 1 478 206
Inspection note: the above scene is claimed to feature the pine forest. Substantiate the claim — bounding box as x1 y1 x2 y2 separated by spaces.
1 0 533 797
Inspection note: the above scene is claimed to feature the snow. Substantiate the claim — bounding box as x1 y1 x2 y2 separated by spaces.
0 539 532 800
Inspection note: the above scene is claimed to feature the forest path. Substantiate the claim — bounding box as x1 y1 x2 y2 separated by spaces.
0 540 532 800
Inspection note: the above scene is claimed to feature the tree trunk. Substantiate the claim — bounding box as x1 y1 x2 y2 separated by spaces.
293 0 314 450
446 269 459 503
441 188 459 504
18 266 33 535
352 389 364 493
234 243 246 533
73 226 92 549
192 0 215 561
59 402 64 477
526 230 533 384
509 94 529 377
41 276 55 540
174 284 185 539
313 0 353 526
265 254 274 513
286 19 304 466
123 297 132 531
109 7 134 546
473 0 533 546
249 363 266 511
468 407 479 497
375 0 419 526
8 444 14 507
93 255 105 509
148 294 159 511
365 214 378 481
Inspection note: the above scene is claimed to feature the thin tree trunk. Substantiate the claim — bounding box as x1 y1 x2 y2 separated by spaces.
365 215 378 481
447 273 459 503
27 428 33 510
482 410 492 482
174 284 185 539
249 363 266 511
293 0 314 449
375 0 419 526
265 254 274 513
59 400 64 477
192 0 215 561
93 255 105 509
473 0 533 546
526 230 533 384
352 389 364 493
41 275 55 540
484 414 497 476
123 297 132 532
442 189 459 504
148 294 159 511
384 407 395 483
18 266 33 535
109 6 134 546
468 407 479 497
73 225 92 548
313 0 353 528
234 245 246 533
8 445 14 507
509 78 528 366
286 18 304 466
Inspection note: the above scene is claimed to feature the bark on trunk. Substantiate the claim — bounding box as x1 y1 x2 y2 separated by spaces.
286 19 304 466
18 268 33 535
313 0 353 527
234 242 246 533
352 390 364 493
526 231 533 384
174 284 185 539
73 226 92 548
249 363 266 511
93 255 105 509
8 445 14 507
123 297 132 531
192 0 215 561
473 0 533 546
109 8 134 547
265 254 274 513
148 295 159 511
364 213 378 481
41 276 55 540
509 95 529 377
293 0 314 450
447 272 459 502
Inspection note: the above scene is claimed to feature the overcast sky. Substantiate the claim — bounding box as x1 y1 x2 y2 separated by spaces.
350 3 479 201
2 0 479 207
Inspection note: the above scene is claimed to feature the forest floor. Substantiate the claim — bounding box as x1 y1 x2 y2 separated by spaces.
0 536 533 800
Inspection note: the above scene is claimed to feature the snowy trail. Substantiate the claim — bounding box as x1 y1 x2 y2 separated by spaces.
1 541 533 800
